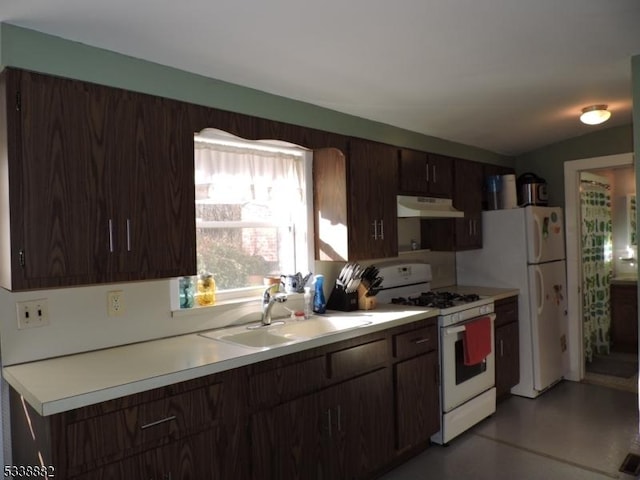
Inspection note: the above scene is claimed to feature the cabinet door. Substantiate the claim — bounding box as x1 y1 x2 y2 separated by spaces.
495 322 520 398
398 149 453 198
327 367 393 478
398 148 429 195
250 368 393 480
2 69 197 289
426 153 454 197
250 391 323 480
453 159 483 249
454 211 483 250
348 139 398 260
7 69 109 289
610 284 638 353
118 93 196 279
395 351 440 451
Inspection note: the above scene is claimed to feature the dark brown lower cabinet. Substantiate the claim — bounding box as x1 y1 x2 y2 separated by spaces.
610 283 638 353
250 368 393 480
10 369 248 480
12 317 440 480
395 351 440 451
494 296 520 400
71 429 222 480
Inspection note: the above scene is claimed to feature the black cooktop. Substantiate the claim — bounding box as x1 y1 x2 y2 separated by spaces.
390 291 480 309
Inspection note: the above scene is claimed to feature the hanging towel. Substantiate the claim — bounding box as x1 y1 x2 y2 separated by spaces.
463 316 492 366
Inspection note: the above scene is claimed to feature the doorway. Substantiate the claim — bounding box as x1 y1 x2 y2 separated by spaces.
564 153 636 390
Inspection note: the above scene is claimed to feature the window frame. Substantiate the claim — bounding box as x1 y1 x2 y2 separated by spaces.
172 130 314 310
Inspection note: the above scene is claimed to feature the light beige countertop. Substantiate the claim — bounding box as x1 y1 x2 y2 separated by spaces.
3 286 519 417
3 306 438 416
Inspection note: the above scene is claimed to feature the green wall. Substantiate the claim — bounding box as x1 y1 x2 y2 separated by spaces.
0 22 510 166
515 124 634 207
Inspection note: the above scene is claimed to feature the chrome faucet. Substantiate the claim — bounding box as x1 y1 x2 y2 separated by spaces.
261 286 287 326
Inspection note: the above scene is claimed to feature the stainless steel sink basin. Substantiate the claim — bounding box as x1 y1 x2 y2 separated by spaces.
200 316 373 350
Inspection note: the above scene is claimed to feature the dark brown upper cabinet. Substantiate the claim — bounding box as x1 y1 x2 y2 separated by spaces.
0 68 196 290
421 158 484 251
313 139 398 261
398 149 453 197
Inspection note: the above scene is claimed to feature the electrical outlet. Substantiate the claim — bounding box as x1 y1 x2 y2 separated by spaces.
107 290 125 317
16 299 50 329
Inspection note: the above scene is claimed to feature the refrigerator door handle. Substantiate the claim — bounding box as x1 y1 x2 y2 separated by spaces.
533 213 542 262
535 266 544 314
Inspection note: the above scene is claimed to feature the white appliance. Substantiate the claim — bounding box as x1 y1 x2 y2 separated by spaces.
456 206 569 398
375 261 496 445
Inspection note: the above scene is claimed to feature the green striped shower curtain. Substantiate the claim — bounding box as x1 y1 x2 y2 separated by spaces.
581 185 612 362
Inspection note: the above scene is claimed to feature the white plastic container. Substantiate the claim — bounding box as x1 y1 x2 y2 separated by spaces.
501 174 517 209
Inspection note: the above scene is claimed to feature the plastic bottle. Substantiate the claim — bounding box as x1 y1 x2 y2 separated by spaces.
179 276 195 309
304 287 313 319
313 275 326 314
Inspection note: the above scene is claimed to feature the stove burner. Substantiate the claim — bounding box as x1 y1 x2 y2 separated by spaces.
391 291 481 308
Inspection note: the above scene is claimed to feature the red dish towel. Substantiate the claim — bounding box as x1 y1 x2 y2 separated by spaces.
463 316 492 366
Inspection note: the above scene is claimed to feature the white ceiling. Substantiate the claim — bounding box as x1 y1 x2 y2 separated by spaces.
2 0 640 156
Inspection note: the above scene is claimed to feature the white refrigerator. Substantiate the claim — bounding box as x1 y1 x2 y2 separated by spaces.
456 206 569 398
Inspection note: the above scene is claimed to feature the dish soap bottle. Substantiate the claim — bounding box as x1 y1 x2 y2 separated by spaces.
313 274 326 314
197 271 216 306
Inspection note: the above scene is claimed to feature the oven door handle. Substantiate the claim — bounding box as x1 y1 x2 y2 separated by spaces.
443 313 496 336
444 325 466 336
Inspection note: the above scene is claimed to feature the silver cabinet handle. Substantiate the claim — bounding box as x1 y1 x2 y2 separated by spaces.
126 219 132 252
326 408 332 438
336 405 342 432
108 219 114 253
379 219 384 240
140 415 176 430
413 337 430 344
371 220 378 240
425 162 430 182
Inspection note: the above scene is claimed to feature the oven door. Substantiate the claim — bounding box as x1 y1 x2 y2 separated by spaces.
441 314 495 413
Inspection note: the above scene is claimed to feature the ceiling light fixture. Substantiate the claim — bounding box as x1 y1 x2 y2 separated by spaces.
580 105 611 125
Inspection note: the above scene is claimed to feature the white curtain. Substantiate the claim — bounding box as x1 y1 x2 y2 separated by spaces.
194 142 304 206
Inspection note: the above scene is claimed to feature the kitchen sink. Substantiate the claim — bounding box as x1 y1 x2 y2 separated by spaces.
277 316 372 337
200 316 373 350
213 330 298 349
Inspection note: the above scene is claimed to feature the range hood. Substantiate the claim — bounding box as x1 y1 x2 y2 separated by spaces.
397 195 464 218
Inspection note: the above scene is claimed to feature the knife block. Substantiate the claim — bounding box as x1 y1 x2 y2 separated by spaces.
357 284 377 310
326 283 358 311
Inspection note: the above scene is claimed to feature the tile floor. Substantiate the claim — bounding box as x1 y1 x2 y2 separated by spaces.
380 380 640 479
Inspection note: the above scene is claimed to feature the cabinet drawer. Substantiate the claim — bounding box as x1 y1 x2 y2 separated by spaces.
65 383 222 472
494 296 518 327
328 338 388 379
249 355 326 407
393 325 437 359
